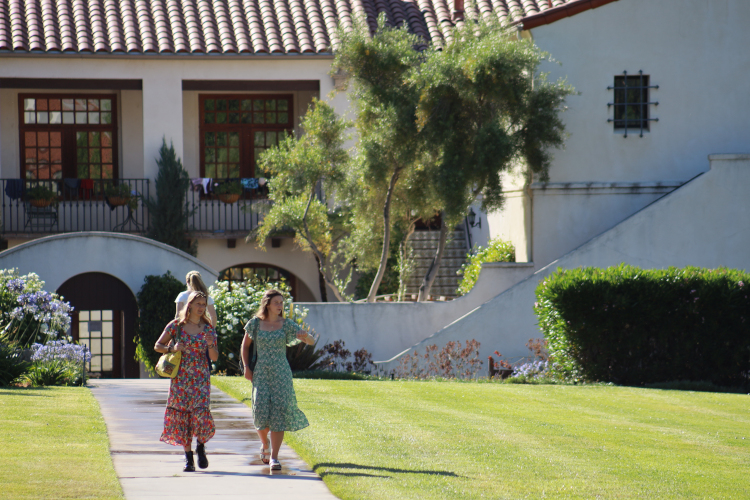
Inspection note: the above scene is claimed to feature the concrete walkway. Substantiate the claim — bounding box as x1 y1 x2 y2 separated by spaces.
89 379 337 500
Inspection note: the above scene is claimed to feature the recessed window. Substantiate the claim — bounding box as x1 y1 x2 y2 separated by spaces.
219 263 297 299
19 94 117 179
199 95 293 179
607 71 658 137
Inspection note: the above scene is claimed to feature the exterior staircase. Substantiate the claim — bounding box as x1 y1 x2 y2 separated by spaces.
405 225 471 299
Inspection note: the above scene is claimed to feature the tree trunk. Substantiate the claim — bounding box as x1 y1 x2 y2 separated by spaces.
301 190 347 302
314 254 329 302
417 214 449 302
366 169 401 303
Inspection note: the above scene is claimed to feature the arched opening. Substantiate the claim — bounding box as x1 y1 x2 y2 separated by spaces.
219 263 316 302
57 272 139 378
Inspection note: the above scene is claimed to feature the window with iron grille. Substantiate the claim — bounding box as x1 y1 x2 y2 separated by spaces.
18 94 118 179
607 71 658 137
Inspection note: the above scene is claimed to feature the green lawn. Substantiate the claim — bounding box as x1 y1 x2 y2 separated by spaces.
214 377 750 500
0 387 123 500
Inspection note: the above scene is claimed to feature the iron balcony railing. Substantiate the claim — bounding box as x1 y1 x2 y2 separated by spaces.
184 178 270 236
1 178 150 235
0 178 281 237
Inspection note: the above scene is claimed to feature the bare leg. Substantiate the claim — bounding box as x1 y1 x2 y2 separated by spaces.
256 427 270 449
270 431 284 460
183 440 191 452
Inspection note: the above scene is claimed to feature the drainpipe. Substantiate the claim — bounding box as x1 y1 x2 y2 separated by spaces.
452 0 464 21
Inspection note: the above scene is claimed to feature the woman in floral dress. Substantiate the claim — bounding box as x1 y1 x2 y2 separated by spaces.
241 289 315 471
155 291 219 472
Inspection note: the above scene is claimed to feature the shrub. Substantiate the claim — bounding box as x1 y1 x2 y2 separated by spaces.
134 272 185 373
21 340 90 387
535 265 750 386
0 269 73 348
0 343 30 386
144 139 196 256
315 340 375 373
210 278 310 374
395 340 483 379
457 237 515 295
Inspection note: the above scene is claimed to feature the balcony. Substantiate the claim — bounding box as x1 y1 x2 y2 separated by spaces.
0 178 269 239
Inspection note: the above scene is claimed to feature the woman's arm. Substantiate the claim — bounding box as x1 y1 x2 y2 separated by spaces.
154 323 184 353
207 329 219 362
241 332 253 382
296 329 315 345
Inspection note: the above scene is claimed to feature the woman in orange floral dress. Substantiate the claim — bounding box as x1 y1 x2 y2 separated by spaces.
155 291 219 472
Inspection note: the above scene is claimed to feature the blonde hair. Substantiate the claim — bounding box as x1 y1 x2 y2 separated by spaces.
178 291 212 325
186 271 209 295
255 289 284 320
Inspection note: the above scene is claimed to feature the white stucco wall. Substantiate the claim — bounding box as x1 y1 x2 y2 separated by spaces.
488 0 750 272
0 56 339 181
377 154 750 371
0 232 218 296
298 262 535 360
196 237 321 302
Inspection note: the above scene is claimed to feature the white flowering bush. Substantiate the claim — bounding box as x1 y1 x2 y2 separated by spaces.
0 268 73 347
210 278 308 374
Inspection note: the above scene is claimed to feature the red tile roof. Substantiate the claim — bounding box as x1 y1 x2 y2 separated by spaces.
0 0 595 56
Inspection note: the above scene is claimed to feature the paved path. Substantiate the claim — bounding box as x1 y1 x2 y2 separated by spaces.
89 379 337 500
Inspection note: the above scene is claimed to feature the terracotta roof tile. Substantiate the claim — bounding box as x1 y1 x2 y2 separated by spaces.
0 0 592 56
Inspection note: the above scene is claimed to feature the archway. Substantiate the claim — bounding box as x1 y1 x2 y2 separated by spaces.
57 272 139 378
219 263 317 301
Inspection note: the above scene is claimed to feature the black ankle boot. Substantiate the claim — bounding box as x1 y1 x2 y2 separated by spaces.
196 442 209 469
183 451 195 472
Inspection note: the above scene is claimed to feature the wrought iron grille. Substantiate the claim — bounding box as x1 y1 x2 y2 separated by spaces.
607 71 659 137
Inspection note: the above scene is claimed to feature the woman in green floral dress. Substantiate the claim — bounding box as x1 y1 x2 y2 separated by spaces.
241 289 314 471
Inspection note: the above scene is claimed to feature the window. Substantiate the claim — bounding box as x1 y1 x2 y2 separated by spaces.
219 263 297 299
19 94 117 179
199 95 293 179
78 310 115 375
607 71 658 137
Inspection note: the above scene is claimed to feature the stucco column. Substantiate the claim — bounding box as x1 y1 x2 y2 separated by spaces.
141 74 184 179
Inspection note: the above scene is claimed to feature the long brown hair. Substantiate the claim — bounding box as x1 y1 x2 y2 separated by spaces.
255 289 284 320
186 271 209 295
178 291 212 325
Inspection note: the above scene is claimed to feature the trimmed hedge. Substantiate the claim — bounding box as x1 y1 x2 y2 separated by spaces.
535 265 750 386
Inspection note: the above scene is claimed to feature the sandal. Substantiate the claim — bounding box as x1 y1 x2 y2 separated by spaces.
260 445 271 464
270 458 281 471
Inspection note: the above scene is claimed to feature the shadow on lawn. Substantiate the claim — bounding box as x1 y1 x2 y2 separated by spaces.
313 462 463 478
0 388 54 396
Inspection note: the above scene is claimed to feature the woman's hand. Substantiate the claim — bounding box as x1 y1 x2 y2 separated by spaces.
296 330 315 345
173 342 187 352
244 366 253 382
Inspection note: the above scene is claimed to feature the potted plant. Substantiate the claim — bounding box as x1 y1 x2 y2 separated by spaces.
214 181 242 204
104 183 138 210
26 184 57 208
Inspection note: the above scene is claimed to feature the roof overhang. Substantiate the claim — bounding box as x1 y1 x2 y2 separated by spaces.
516 0 620 30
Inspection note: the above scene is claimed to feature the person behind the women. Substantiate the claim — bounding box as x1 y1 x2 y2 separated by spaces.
175 271 217 327
155 291 219 472
241 289 315 471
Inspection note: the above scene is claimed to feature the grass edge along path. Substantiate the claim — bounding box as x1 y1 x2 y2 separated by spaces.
213 377 750 500
0 386 124 500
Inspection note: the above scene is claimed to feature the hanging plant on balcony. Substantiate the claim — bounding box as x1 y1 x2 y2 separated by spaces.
214 181 242 204
26 184 58 208
104 183 139 211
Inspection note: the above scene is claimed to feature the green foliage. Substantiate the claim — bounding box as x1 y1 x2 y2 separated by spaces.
286 337 326 372
210 279 310 374
214 181 242 195
26 184 57 201
457 237 515 295
535 265 750 386
412 14 575 217
144 139 195 256
255 99 352 301
354 259 399 300
0 344 29 386
22 360 75 387
134 271 185 373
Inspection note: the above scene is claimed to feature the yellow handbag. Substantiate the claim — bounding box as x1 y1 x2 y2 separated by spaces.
156 327 182 378
156 349 182 378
